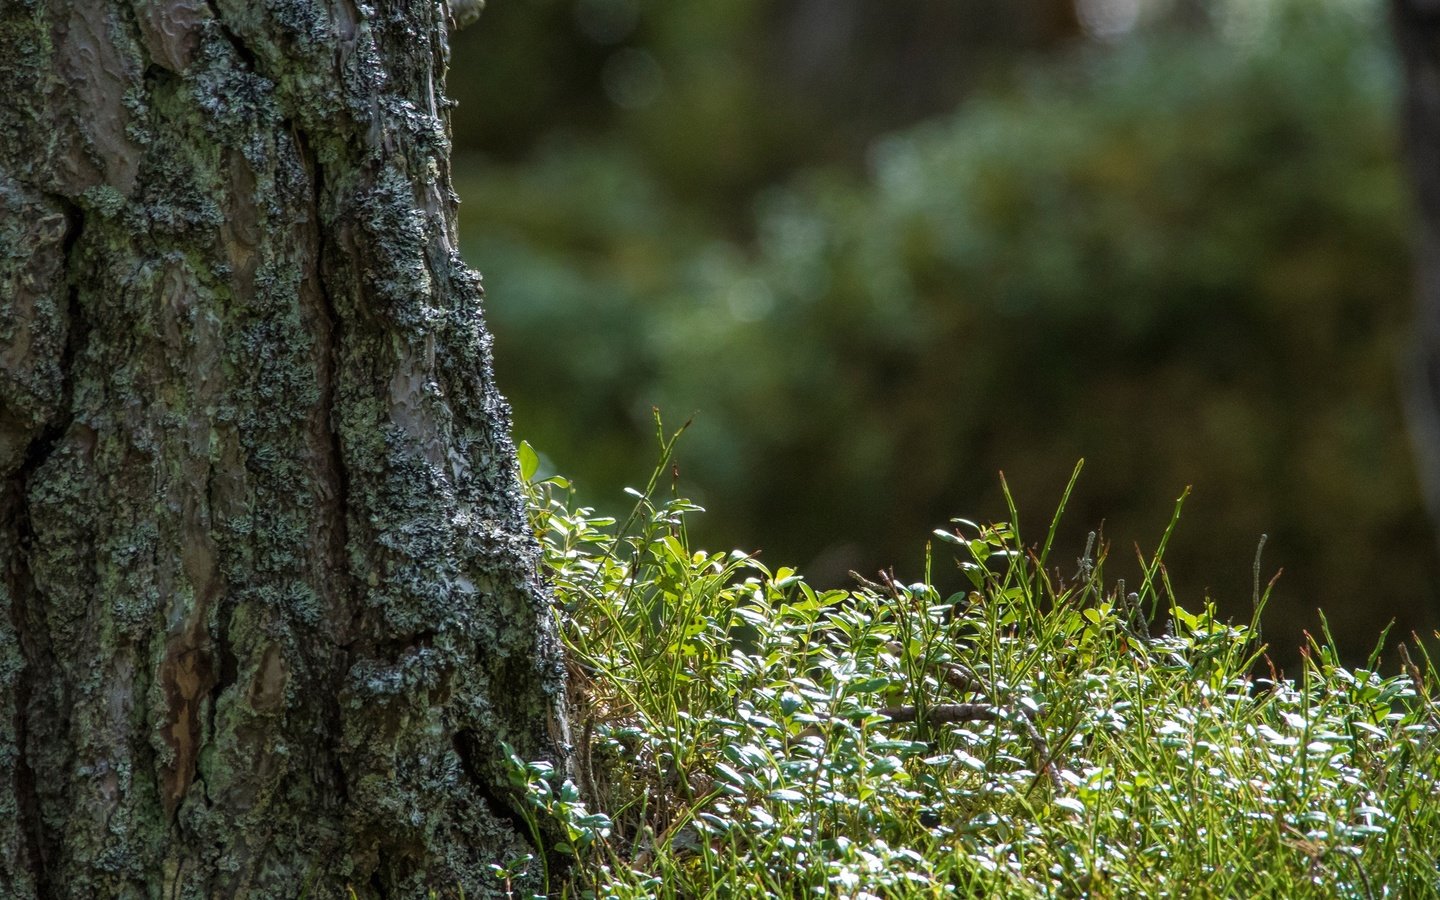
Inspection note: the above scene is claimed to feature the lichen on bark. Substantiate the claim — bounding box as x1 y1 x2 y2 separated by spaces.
0 2 568 897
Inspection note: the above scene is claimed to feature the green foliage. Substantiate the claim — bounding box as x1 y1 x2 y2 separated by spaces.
514 443 1440 898
460 1 1436 664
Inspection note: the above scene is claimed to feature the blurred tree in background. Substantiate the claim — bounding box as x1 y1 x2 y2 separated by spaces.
451 0 1438 666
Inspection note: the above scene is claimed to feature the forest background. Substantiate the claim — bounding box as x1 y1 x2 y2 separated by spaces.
448 0 1430 667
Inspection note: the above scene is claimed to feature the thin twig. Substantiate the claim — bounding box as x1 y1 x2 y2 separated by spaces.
875 703 1064 790
844 570 1064 790
883 641 983 694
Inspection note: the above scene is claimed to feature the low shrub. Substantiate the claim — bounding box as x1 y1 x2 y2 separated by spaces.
506 437 1440 898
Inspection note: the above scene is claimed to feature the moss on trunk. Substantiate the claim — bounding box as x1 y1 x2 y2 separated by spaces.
0 2 568 896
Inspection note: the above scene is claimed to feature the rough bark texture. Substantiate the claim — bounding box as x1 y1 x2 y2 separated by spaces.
0 1 569 896
1395 1 1440 541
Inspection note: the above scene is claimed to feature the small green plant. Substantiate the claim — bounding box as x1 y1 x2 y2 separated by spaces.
502 741 615 894
514 433 1440 898
487 851 537 900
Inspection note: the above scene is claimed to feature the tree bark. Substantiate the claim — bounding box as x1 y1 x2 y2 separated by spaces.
0 2 569 896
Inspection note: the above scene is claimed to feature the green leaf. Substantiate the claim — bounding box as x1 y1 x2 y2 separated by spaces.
867 755 904 775
518 440 539 482
1170 604 1200 630
851 676 890 694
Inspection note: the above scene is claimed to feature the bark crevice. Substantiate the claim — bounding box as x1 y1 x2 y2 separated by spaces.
6 195 86 897
16 195 86 475
298 121 362 810
202 1 262 74
454 729 540 856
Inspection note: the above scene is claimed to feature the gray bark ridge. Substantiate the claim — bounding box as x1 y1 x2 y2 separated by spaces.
0 2 569 897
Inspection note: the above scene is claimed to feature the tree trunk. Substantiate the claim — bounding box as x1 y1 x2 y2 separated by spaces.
0 2 569 896
1392 1 1440 543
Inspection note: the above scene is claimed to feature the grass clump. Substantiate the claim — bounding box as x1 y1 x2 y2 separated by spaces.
510 434 1440 899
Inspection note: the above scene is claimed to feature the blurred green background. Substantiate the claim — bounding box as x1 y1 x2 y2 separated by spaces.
450 0 1439 666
